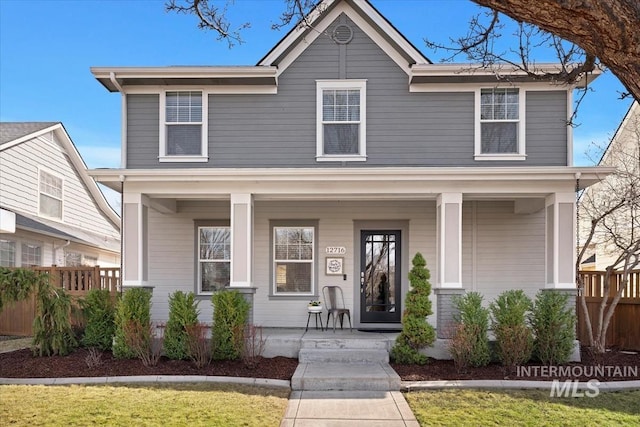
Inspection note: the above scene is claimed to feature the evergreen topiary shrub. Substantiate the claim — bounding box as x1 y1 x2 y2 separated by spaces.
490 289 533 369
531 290 576 365
163 291 200 360
211 290 249 360
450 292 491 368
80 289 116 351
390 252 435 365
113 288 152 359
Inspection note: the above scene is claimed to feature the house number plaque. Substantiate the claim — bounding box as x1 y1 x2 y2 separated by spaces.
325 246 346 255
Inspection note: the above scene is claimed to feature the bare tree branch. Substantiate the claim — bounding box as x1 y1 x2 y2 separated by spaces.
165 0 249 47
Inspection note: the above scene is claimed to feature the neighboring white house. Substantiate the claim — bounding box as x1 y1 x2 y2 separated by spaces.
579 101 640 271
89 0 612 332
0 122 120 268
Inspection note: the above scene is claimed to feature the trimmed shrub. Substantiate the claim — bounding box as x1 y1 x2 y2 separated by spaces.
211 290 249 360
163 291 200 360
113 288 152 359
80 289 116 351
391 252 435 365
490 290 533 368
531 290 576 365
450 292 491 368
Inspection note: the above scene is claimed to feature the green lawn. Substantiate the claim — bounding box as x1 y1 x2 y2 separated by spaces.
405 389 640 426
0 383 289 426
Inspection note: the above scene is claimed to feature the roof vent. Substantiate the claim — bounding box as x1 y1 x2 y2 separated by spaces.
332 24 353 44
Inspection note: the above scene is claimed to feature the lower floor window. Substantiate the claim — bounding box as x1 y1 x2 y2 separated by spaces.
0 239 16 267
21 243 41 267
198 226 230 294
273 226 314 294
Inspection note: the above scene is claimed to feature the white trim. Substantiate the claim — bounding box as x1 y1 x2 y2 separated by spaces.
410 82 573 93
262 1 423 77
123 85 277 95
474 87 526 160
37 167 64 222
567 90 574 166
121 93 128 169
272 225 315 296
410 63 601 88
159 90 209 162
197 225 231 295
316 80 367 161
0 124 60 152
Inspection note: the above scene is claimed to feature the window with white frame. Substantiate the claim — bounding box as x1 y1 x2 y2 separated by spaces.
0 239 16 267
198 226 230 294
476 87 526 160
273 226 314 294
160 91 207 161
316 80 366 161
39 170 63 219
83 256 98 267
21 243 41 267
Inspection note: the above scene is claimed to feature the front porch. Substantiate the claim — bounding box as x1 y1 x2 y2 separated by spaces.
90 167 607 332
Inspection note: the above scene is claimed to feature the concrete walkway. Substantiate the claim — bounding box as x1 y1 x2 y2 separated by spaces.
281 390 418 427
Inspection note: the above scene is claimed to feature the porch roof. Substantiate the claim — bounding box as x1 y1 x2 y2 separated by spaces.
89 166 614 200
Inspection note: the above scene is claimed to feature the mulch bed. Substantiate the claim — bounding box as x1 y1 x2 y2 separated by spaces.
392 347 640 382
0 348 298 380
0 346 637 382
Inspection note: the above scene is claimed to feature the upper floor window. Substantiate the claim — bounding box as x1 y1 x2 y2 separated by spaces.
316 80 367 162
475 87 526 161
159 91 208 162
39 169 63 219
198 226 230 294
273 226 314 295
0 239 16 267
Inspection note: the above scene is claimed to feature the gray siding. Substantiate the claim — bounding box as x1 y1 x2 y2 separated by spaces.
126 94 159 167
126 15 568 169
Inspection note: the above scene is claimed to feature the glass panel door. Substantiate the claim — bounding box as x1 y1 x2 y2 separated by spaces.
360 230 401 323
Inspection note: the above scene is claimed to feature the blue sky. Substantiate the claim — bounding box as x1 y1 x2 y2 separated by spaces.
0 0 634 208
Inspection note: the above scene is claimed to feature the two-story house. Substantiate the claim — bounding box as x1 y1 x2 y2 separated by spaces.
89 0 611 333
0 122 120 268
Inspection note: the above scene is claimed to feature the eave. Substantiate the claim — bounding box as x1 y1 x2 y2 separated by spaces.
89 166 615 195
410 63 601 88
91 66 278 93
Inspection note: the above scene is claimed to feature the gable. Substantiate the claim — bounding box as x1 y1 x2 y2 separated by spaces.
259 0 429 76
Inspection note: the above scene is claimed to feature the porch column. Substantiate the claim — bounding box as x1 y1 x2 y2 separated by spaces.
545 193 576 289
434 192 464 338
122 192 150 289
230 193 253 288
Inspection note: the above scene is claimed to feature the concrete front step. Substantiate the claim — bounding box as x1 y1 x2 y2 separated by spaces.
291 362 401 391
299 348 389 364
300 337 391 350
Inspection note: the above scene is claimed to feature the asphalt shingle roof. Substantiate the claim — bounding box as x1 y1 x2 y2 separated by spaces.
0 122 58 145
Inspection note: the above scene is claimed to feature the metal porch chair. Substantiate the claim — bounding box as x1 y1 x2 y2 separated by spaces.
322 285 352 332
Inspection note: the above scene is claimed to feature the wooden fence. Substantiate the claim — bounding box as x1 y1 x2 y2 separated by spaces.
0 266 120 337
577 270 640 351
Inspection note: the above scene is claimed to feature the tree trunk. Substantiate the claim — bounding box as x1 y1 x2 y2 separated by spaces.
473 0 640 101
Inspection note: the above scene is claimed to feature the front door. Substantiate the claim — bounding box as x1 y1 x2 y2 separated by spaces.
360 230 401 323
